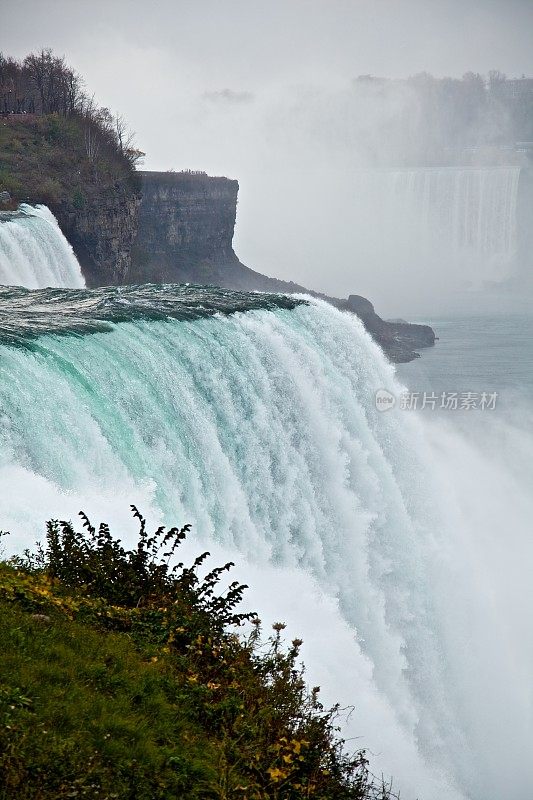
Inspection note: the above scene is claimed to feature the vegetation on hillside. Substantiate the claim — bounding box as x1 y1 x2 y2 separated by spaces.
0 510 398 800
0 50 143 208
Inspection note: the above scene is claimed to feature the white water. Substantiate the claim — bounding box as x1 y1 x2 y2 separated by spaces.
235 166 522 315
1 297 531 799
390 167 521 285
0 205 85 288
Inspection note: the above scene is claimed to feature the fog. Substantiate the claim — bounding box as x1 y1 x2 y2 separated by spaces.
3 0 533 315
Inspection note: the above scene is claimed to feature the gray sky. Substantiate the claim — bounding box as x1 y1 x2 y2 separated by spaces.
4 0 533 314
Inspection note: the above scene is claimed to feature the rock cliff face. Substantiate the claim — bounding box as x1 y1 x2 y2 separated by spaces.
0 115 141 286
54 190 140 286
130 171 434 361
131 172 239 284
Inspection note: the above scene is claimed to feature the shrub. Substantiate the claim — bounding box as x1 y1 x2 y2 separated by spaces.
0 170 23 196
1 510 398 799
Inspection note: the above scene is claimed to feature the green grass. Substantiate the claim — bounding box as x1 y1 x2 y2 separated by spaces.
0 578 217 799
0 515 397 800
0 114 138 208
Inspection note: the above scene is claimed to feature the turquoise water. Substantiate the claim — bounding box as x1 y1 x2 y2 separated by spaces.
0 284 303 346
0 288 531 799
2 203 531 798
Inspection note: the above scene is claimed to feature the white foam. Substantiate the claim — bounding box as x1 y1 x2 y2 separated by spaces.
0 204 85 288
1 299 531 798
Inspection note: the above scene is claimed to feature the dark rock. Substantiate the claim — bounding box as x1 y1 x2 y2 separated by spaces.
130 171 435 363
53 189 140 286
131 171 239 284
0 190 11 205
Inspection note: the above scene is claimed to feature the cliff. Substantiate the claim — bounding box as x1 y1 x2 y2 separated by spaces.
131 171 239 284
131 170 435 362
56 189 139 285
0 118 434 361
0 114 140 284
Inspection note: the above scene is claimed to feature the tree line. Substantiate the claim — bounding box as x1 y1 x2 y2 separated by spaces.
354 70 533 165
0 49 144 170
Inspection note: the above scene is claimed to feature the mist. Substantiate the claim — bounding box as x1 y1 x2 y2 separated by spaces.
3 0 533 315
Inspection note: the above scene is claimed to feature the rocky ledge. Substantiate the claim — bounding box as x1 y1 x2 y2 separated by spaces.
130 171 435 362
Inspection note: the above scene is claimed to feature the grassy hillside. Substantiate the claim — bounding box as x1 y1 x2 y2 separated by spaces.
0 586 218 798
0 513 396 800
0 114 138 209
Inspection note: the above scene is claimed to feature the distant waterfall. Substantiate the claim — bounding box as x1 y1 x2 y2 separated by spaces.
391 167 521 284
0 204 85 288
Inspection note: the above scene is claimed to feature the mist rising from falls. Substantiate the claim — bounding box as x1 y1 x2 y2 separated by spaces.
0 287 531 799
391 167 521 285
0 204 85 288
350 166 521 293
235 165 524 316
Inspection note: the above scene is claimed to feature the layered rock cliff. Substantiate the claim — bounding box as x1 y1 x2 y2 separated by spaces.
55 190 140 286
130 171 434 362
131 171 238 284
0 120 434 361
0 115 140 286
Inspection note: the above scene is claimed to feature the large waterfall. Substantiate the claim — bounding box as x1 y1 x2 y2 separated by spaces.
0 204 85 288
389 167 521 285
1 285 531 800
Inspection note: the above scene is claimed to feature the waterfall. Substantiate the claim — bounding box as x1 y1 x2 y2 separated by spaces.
390 167 521 284
0 285 531 800
0 204 85 288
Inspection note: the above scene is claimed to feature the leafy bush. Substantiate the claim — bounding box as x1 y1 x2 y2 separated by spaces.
0 169 23 196
1 510 398 799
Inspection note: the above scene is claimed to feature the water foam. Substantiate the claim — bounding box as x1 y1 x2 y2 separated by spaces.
0 204 85 288
0 293 530 799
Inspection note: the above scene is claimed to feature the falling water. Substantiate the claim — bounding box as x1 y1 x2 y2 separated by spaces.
390 167 521 284
0 284 531 800
0 204 85 288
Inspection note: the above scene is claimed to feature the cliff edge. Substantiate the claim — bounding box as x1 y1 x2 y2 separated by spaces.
0 114 140 284
131 170 435 362
0 113 434 362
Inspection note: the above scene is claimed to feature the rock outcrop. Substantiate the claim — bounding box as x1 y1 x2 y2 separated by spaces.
131 171 435 361
131 171 239 284
55 191 140 286
0 115 141 284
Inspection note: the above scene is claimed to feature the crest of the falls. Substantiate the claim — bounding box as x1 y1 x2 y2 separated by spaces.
0 285 531 800
0 204 85 288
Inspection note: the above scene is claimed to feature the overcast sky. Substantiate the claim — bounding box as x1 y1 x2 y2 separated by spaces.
4 0 533 314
